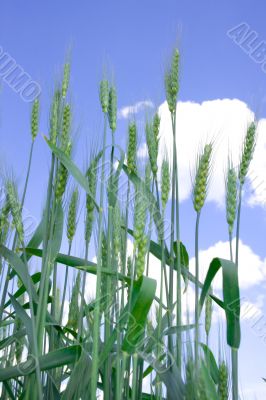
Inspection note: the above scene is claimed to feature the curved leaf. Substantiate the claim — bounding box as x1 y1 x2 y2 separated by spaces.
122 276 157 354
0 245 37 303
199 257 240 349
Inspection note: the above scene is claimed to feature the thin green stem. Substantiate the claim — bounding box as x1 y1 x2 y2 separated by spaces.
194 211 200 371
146 178 155 277
235 185 242 267
59 242 72 325
104 205 113 400
131 353 138 400
78 241 89 340
121 181 130 309
232 184 242 400
90 112 108 399
231 349 238 400
156 216 165 400
21 141 34 206
229 231 233 262
171 112 182 371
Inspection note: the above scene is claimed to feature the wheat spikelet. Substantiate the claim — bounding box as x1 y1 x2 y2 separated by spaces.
31 98 40 141
239 121 257 185
218 361 228 400
193 143 212 213
108 85 117 132
62 63 70 99
161 158 170 211
205 289 213 339
226 164 237 234
134 185 148 278
145 121 158 176
165 48 179 114
67 188 79 243
99 79 109 114
127 121 137 174
6 181 24 244
49 89 61 145
67 272 81 331
85 156 98 243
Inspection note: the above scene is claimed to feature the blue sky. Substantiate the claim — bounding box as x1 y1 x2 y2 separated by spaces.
1 0 266 398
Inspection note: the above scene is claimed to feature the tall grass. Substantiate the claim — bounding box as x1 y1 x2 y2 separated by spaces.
0 49 258 400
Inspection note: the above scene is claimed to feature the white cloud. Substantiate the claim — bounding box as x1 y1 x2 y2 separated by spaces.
137 142 148 159
118 100 154 119
157 99 266 207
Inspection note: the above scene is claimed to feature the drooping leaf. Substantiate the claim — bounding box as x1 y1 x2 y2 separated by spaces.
0 245 38 303
199 257 240 349
122 276 157 354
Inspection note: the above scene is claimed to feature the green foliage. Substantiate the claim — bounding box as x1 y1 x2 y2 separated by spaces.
0 48 252 400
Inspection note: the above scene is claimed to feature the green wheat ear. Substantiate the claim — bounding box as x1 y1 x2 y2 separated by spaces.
161 157 171 211
67 272 81 331
62 62 71 99
205 288 213 339
31 98 40 141
193 143 212 213
239 121 257 185
85 156 99 243
0 198 11 242
113 202 122 260
49 89 61 145
108 85 117 132
99 79 109 114
55 103 72 201
153 112 160 154
145 161 152 188
145 118 159 177
218 361 228 400
127 121 137 174
61 103 71 149
185 359 195 399
6 181 24 244
67 188 79 243
165 48 179 114
134 184 148 278
226 163 238 234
